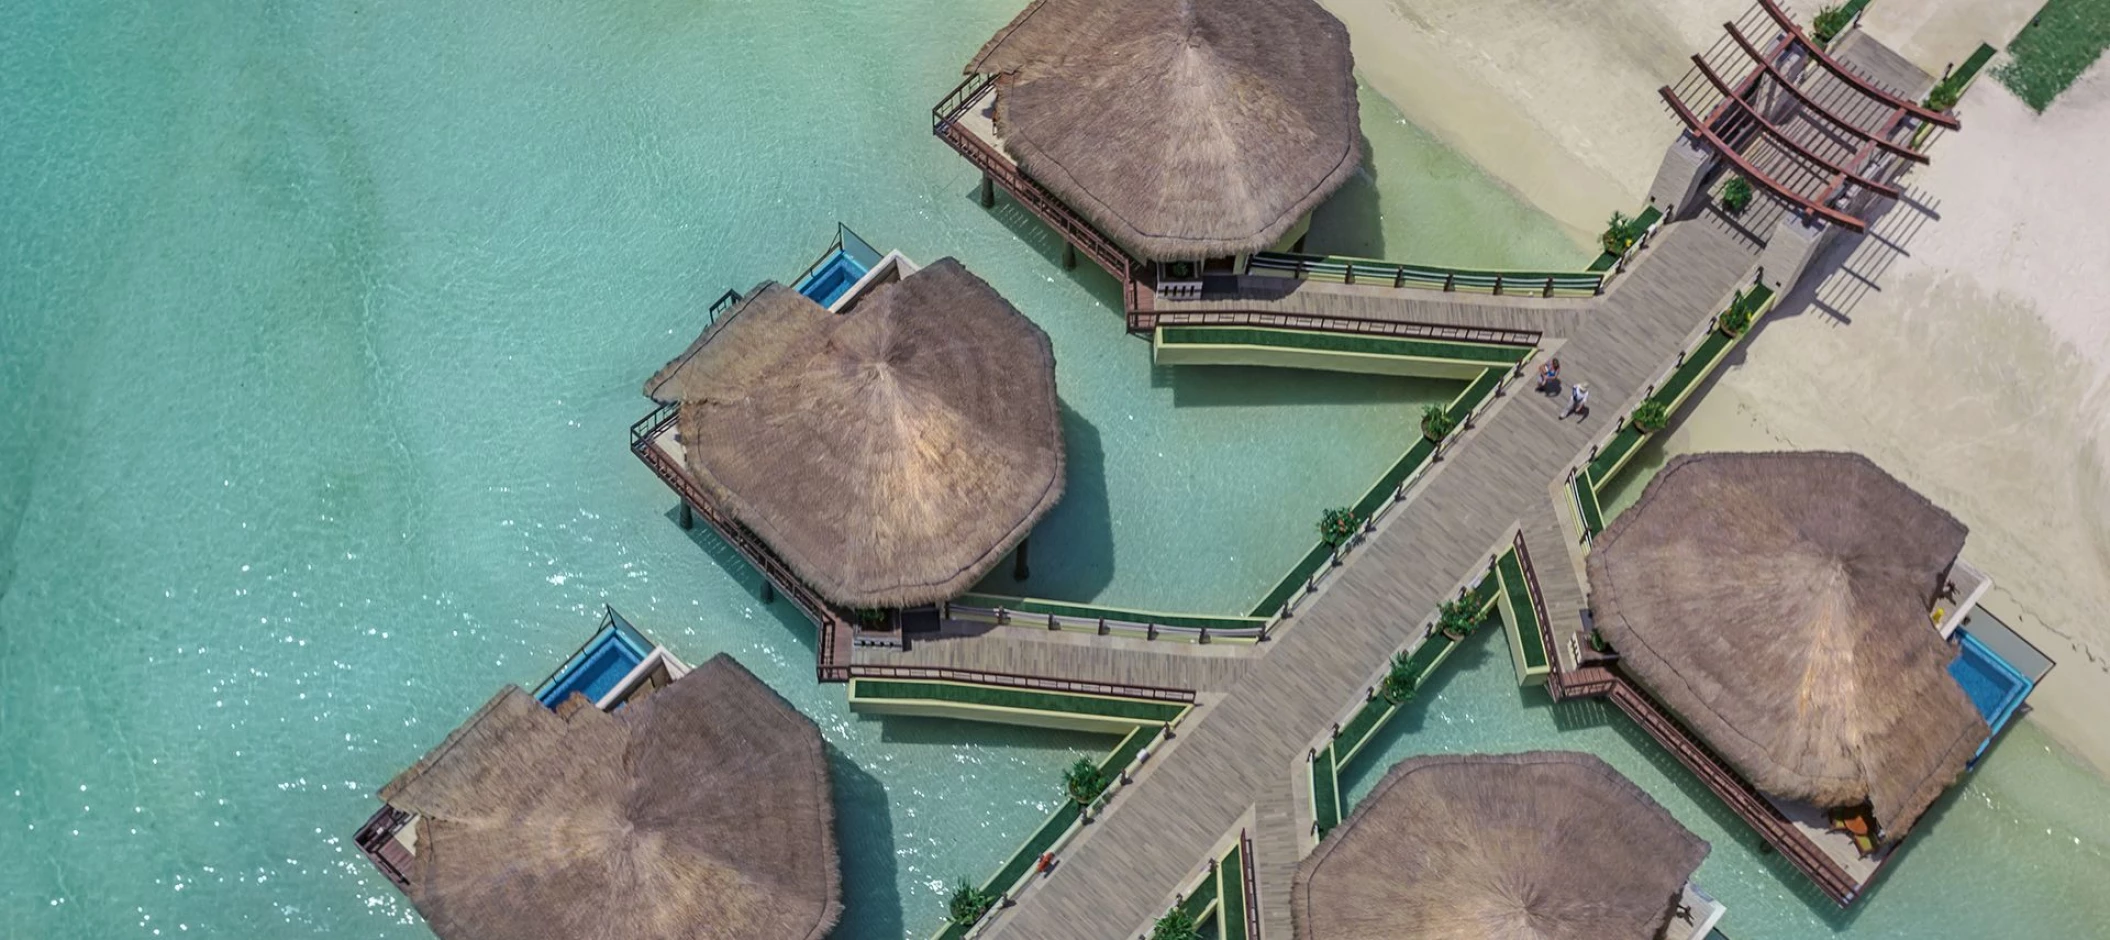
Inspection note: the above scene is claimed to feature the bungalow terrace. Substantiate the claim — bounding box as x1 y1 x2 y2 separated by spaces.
1585 451 2053 905
353 634 840 940
632 237 1064 678
935 0 1362 304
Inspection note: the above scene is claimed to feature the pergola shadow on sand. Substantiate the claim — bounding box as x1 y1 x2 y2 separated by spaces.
1561 451 1992 905
1293 751 1710 940
356 654 841 940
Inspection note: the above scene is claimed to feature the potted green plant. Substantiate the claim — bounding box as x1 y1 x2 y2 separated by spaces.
1151 909 1204 940
1438 598 1478 641
1064 757 1110 810
1317 507 1358 547
1587 628 1612 654
1631 400 1670 434
1421 403 1457 443
1925 76 1964 112
1718 290 1754 336
1721 176 1754 215
1811 4 1850 46
948 879 997 926
1380 651 1419 704
1600 211 1642 257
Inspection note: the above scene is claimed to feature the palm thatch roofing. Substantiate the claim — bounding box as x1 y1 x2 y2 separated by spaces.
967 0 1362 262
1293 751 1709 939
644 257 1064 609
1588 451 1986 840
378 654 840 940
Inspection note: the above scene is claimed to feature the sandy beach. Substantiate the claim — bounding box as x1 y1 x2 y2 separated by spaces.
1317 0 1723 239
1332 0 2110 777
1623 60 2110 777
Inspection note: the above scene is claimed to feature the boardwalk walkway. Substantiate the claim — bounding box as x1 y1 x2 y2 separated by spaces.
980 220 1760 939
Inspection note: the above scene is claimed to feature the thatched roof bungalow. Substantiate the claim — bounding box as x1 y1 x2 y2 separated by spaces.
645 257 1063 610
1293 751 1710 939
966 0 1362 263
1588 451 1988 842
370 654 841 940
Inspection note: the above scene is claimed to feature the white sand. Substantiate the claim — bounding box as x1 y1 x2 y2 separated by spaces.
1332 0 2110 776
1318 0 1724 239
1643 60 2110 777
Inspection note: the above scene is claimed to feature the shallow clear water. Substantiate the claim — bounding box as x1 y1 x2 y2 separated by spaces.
1340 631 2110 939
8 1 2104 939
0 1 1582 938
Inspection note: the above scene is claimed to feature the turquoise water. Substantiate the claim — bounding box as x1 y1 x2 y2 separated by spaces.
0 1 1582 938
1340 631 2110 939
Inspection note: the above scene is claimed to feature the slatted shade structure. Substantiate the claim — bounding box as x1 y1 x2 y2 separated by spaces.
645 257 1063 609
377 654 840 940
1588 451 1987 840
1660 0 1954 231
967 0 1362 262
1293 751 1709 939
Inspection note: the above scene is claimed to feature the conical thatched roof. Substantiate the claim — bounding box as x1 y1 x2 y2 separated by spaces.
378 654 841 940
1588 451 1986 839
968 0 1362 262
1293 752 1709 939
645 258 1064 609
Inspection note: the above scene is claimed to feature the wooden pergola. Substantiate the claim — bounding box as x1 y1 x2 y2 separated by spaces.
1660 0 1957 232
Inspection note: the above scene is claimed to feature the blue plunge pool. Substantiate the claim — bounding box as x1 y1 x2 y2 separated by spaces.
794 249 869 308
1949 629 2032 758
535 614 654 709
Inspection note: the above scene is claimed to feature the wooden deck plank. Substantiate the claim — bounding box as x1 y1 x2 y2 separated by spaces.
982 220 1760 939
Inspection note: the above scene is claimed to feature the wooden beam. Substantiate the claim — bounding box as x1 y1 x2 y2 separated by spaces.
1686 54 1901 199
1659 87 1869 232
1753 0 1960 129
1723 22 1931 165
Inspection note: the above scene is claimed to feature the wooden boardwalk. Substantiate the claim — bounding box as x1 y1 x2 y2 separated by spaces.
852 627 1253 693
980 219 1761 939
1149 274 1591 339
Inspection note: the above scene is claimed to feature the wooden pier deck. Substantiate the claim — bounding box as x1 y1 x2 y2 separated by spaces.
978 219 1761 939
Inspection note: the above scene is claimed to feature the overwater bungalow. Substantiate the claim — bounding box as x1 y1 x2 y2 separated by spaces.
1587 451 2052 902
937 0 1361 300
633 243 1063 675
354 651 840 940
1293 751 1723 940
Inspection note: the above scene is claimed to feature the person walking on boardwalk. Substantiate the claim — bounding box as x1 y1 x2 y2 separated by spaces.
1562 382 1590 420
1537 357 1561 395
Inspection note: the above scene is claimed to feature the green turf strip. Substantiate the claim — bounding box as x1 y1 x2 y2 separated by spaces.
1998 0 2110 111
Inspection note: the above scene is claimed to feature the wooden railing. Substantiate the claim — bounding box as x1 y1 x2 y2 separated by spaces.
1148 309 1542 348
1246 251 1606 297
354 806 414 890
932 74 1137 282
1512 532 1566 694
629 402 854 682
1606 677 1861 905
841 663 1197 704
1238 828 1261 940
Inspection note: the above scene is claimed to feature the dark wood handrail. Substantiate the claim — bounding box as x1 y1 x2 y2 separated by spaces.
1606 676 1860 904
629 407 852 680
1511 533 1563 694
1239 828 1261 940
1151 309 1542 348
843 663 1198 704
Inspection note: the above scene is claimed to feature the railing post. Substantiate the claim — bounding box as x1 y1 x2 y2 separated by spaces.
1048 612 1060 631
1544 276 1555 297
1147 622 1158 640
1394 268 1406 289
1494 274 1505 295
1097 617 1108 636
1444 272 1455 292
